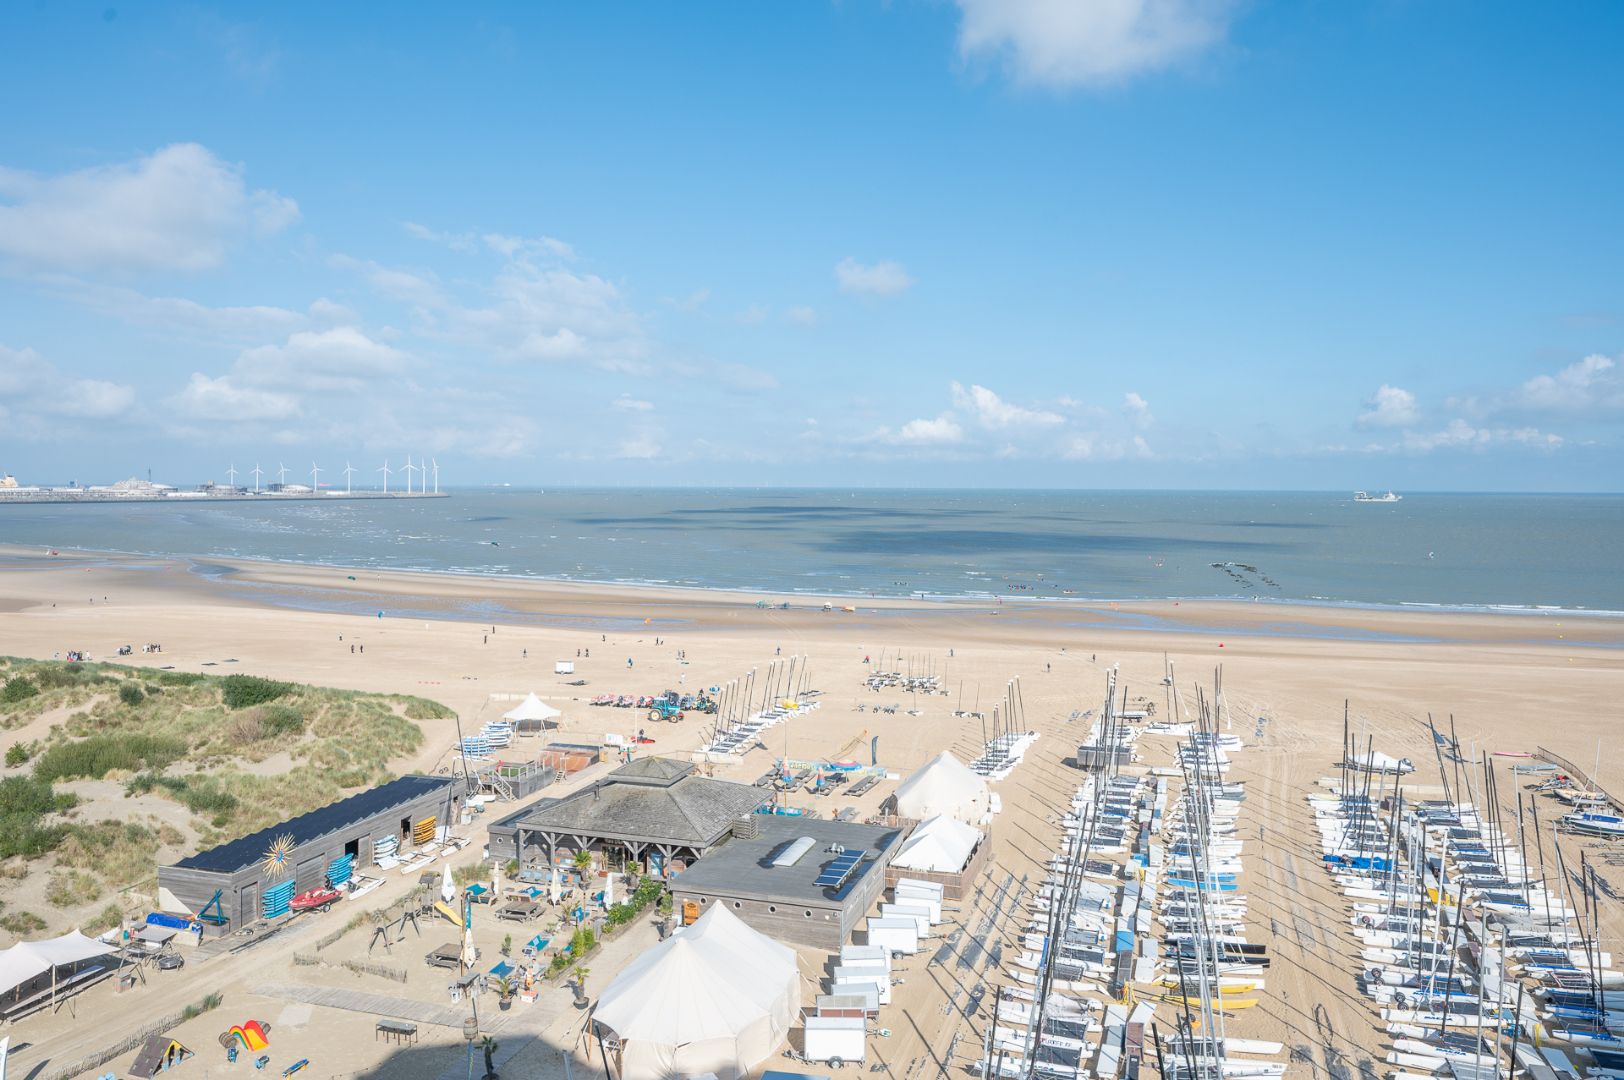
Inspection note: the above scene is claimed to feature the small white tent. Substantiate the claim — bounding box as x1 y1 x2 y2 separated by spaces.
593 904 799 1079
891 814 981 874
503 693 562 733
892 751 991 825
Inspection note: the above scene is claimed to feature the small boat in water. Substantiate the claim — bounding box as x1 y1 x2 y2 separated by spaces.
1354 490 1403 502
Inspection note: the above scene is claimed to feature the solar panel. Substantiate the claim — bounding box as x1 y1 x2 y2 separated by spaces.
814 851 865 890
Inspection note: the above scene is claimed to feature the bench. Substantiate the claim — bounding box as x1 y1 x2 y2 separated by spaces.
375 1020 418 1045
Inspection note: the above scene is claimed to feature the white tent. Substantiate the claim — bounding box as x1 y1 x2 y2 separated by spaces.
593 904 799 1080
892 751 991 825
891 814 981 874
0 930 117 1002
503 693 562 732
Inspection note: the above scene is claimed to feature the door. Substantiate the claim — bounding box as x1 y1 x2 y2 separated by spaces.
241 881 258 924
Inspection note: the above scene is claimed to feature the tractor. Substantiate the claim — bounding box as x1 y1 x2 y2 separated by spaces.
647 691 684 723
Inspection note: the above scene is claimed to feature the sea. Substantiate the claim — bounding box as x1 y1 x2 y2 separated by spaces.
1 489 1620 615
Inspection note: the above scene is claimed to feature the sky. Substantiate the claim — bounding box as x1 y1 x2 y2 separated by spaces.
1 2 1621 491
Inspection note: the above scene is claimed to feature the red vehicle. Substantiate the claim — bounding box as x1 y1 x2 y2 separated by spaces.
290 887 342 913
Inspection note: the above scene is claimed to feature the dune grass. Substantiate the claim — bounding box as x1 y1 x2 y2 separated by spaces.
0 656 451 920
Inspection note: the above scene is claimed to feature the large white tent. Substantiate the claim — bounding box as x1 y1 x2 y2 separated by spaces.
503 693 562 732
593 903 799 1080
891 813 982 874
0 930 118 1005
892 751 991 825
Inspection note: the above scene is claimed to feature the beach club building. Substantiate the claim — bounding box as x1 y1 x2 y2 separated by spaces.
486 757 771 875
669 814 905 949
157 774 461 928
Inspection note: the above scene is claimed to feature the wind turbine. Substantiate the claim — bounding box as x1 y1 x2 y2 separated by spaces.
310 462 323 492
402 456 418 494
431 458 440 494
251 464 263 493
277 463 289 487
377 459 391 493
226 463 238 489
342 461 356 494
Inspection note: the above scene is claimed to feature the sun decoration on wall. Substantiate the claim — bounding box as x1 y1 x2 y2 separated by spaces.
261 834 296 879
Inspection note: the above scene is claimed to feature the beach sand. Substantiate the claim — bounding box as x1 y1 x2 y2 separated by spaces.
0 546 1620 1078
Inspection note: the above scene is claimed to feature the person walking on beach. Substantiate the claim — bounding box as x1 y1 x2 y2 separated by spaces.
350 644 355 654
523 648 528 658
627 657 634 668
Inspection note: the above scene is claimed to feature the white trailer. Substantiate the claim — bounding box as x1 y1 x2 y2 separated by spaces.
891 887 942 923
880 903 933 937
554 660 575 674
895 877 945 899
831 963 891 1005
839 944 892 973
803 1015 866 1066
866 916 920 955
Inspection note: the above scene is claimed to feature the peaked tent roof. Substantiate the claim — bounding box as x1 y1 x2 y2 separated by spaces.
594 902 798 1046
503 693 561 723
891 814 981 873
892 752 990 824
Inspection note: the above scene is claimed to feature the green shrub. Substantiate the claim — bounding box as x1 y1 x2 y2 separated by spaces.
125 773 240 822
32 734 188 782
84 903 124 935
154 671 203 687
0 911 45 936
259 703 305 737
1 677 37 704
117 682 145 706
220 675 294 709
5 742 33 767
402 696 454 721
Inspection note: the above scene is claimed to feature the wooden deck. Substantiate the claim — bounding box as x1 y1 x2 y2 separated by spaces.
257 983 471 1028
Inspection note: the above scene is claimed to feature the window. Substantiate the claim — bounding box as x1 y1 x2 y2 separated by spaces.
733 901 741 909
804 910 812 918
768 905 777 913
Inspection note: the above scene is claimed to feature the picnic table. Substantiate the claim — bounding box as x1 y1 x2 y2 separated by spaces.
375 1019 418 1045
496 900 543 923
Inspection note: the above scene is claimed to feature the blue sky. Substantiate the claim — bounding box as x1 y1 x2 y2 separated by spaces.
1 2 1621 490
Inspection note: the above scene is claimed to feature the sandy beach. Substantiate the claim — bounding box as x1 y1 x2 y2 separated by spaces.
1 546 1621 1079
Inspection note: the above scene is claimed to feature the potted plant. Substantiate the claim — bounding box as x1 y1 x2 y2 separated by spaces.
571 966 591 1008
500 933 512 957
480 1035 499 1080
492 974 515 1011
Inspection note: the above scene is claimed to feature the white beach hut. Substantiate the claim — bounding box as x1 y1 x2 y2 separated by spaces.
503 692 562 734
592 903 799 1080
892 751 991 825
890 813 982 874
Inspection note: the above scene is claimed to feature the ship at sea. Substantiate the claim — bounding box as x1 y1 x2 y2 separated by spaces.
1353 490 1402 503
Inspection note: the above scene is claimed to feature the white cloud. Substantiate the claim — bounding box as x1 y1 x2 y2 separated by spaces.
55 379 137 419
951 381 1063 429
173 372 301 421
1518 354 1621 412
234 327 409 393
785 305 817 327
612 395 654 412
835 257 914 297
1358 384 1420 428
615 434 664 460
40 277 309 342
403 221 476 252
1123 391 1154 427
484 233 574 260
956 0 1233 88
1401 419 1563 453
872 414 965 446
1060 432 1153 461
0 344 137 429
0 143 298 273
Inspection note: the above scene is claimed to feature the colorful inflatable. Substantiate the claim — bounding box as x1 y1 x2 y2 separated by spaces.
225 1020 270 1053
